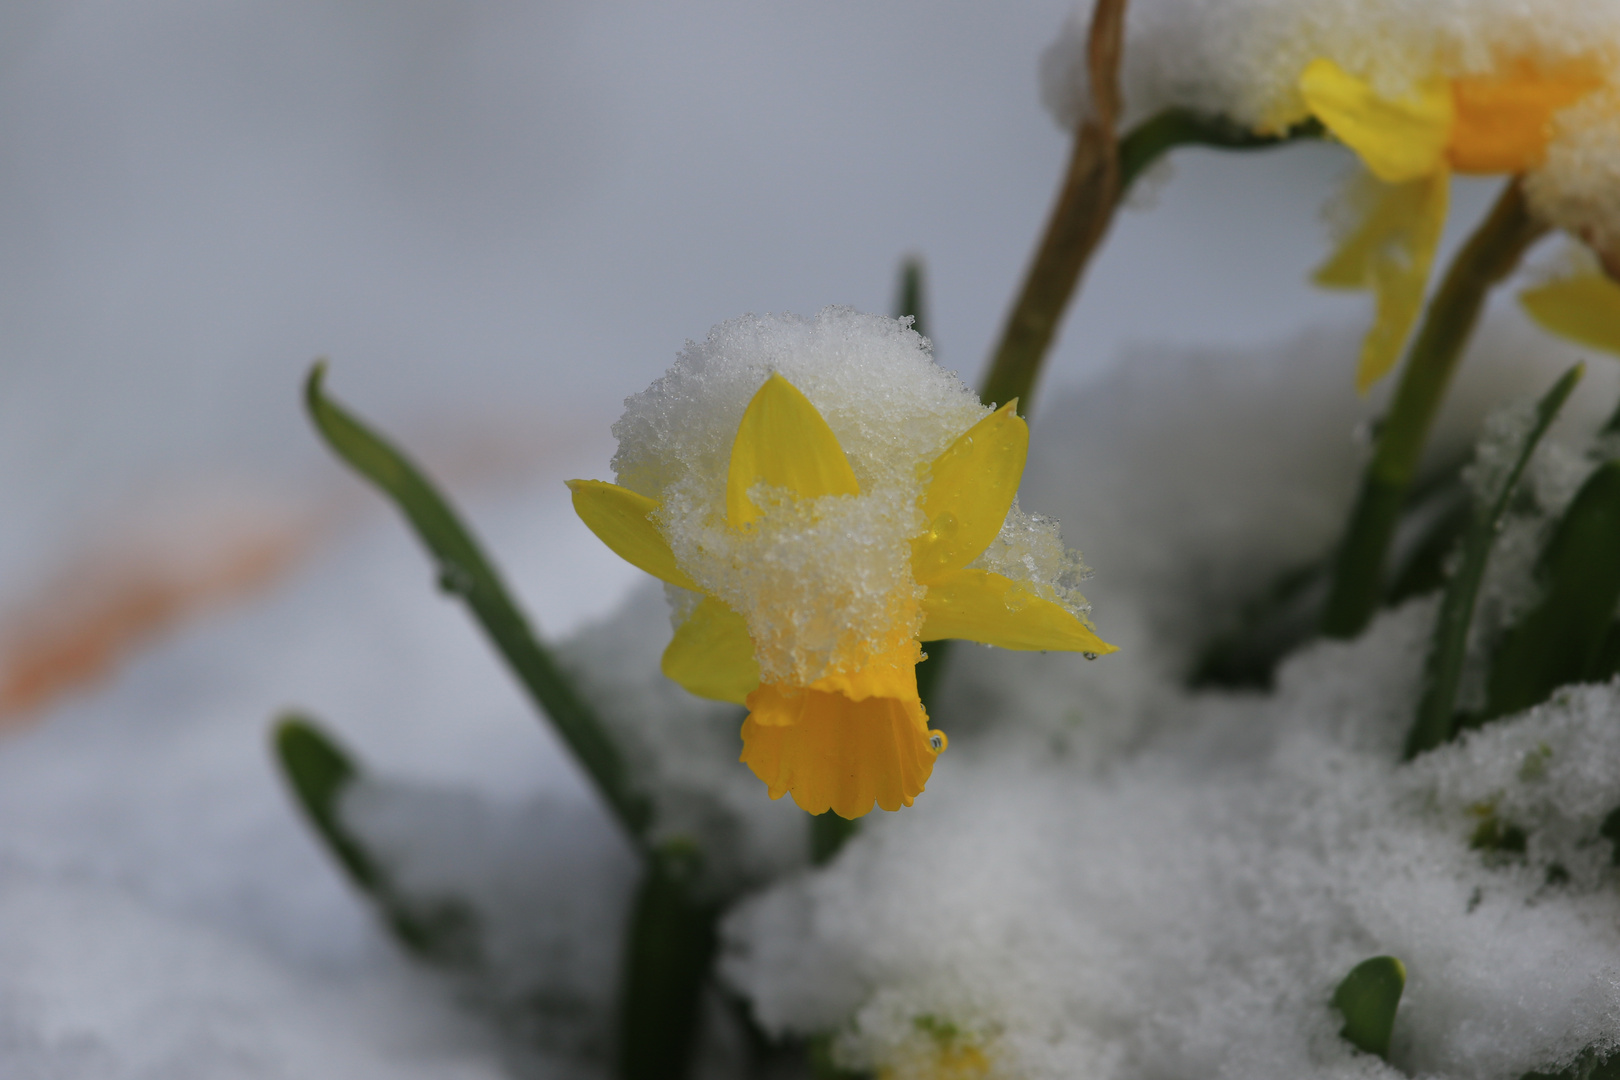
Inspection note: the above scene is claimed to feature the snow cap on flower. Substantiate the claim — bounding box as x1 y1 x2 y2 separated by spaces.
608 307 1094 689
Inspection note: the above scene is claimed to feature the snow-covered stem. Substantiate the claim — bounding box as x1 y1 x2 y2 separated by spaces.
1322 181 1548 639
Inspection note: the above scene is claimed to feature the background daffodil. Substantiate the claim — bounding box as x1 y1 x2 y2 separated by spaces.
1299 57 1602 392
569 311 1113 819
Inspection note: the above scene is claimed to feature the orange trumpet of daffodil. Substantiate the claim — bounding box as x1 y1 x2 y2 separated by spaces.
569 373 1114 819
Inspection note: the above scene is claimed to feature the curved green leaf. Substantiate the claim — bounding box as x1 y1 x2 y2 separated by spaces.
1485 455 1620 722
1406 364 1582 758
1332 955 1406 1059
304 363 649 841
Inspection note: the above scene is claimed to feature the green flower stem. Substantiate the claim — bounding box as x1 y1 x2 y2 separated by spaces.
1322 180 1549 638
1118 109 1323 192
978 103 1322 416
977 0 1126 416
617 842 718 1080
304 364 651 843
1405 364 1582 759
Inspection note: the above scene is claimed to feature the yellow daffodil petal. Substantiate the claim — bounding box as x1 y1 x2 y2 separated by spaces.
567 479 700 591
660 595 760 704
1300 58 1453 184
726 373 860 528
739 685 944 818
912 402 1029 582
1449 67 1602 174
919 568 1116 654
1521 270 1620 357
1314 170 1450 393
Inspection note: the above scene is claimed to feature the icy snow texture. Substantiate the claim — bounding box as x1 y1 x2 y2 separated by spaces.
1041 0 1620 246
609 307 1094 687
718 315 1620 1079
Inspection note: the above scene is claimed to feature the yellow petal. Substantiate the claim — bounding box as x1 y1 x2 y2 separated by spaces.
660 595 760 704
912 402 1029 582
1449 66 1602 174
739 685 944 818
567 479 700 591
1300 58 1453 184
1314 170 1450 393
726 373 860 528
919 568 1116 654
1521 270 1620 357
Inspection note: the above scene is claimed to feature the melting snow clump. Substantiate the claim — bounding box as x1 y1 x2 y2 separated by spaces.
609 306 1097 687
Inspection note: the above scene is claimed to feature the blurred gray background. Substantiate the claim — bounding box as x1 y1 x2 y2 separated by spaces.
0 0 1392 596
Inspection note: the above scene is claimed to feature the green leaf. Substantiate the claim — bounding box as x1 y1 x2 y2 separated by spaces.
1484 455 1620 722
893 256 928 340
616 841 719 1080
1332 955 1406 1059
303 363 650 841
274 715 376 888
272 714 480 965
1406 364 1583 758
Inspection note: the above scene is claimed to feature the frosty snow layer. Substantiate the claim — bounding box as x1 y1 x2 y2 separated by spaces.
710 318 1620 1079
1041 0 1620 243
610 306 1092 688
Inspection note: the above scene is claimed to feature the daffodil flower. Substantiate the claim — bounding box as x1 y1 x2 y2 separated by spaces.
570 372 1114 819
1297 58 1602 392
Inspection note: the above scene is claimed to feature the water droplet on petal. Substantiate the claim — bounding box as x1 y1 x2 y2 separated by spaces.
929 734 943 751
1083 651 1098 661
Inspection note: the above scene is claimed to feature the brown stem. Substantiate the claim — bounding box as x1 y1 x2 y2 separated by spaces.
978 0 1127 416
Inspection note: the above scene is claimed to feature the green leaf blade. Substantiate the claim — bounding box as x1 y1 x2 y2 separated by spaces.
303 363 650 841
1486 456 1620 721
272 713 481 966
1332 955 1406 1059
1406 363 1583 759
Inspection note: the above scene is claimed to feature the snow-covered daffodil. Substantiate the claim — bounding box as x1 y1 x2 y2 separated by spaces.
1298 58 1603 391
570 364 1113 820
